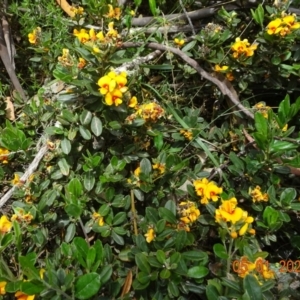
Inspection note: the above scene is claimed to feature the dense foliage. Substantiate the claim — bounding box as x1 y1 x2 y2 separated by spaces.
2 0 300 299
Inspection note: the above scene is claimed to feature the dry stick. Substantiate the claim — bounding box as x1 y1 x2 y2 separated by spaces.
122 42 254 120
131 8 215 27
0 17 27 101
179 0 196 35
0 144 48 209
130 190 138 236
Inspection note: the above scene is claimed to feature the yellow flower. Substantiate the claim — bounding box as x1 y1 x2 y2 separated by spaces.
11 173 21 186
144 228 155 243
215 198 244 224
136 103 165 122
255 258 275 279
153 163 165 174
130 10 136 16
193 178 223 204
174 38 185 47
0 147 9 164
214 65 229 72
105 89 123 106
77 58 86 69
267 18 282 35
97 71 127 96
180 130 193 141
106 22 119 38
282 15 300 30
231 37 257 58
89 28 97 41
239 223 248 236
282 124 288 132
248 228 256 235
230 231 238 239
226 72 234 81
15 291 35 300
0 216 12 234
105 5 121 20
128 96 138 108
28 27 41 44
71 6 84 16
249 186 268 203
0 281 6 295
96 31 105 42
178 201 200 224
39 269 45 279
73 29 90 43
134 166 141 177
234 256 256 278
23 213 34 223
98 216 105 227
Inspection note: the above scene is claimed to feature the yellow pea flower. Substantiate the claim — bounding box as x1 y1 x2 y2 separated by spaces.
144 228 155 243
0 216 12 234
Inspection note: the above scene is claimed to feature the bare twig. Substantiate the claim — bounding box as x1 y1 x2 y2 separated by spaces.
122 42 254 119
130 190 138 236
115 50 162 74
131 8 215 27
0 143 48 209
179 0 195 35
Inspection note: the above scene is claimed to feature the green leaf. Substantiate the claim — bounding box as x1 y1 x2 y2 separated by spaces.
21 281 44 294
112 212 127 226
58 158 70 176
68 178 83 197
83 171 95 191
254 112 268 136
65 223 76 243
80 110 93 125
182 250 208 262
158 207 177 224
79 125 92 140
86 247 96 270
175 230 187 251
160 269 171 279
213 243 228 259
280 188 296 207
65 204 82 218
135 253 151 274
156 250 166 264
99 265 112 284
263 206 279 226
206 284 220 300
111 230 124 245
149 0 157 16
91 116 103 137
154 132 163 151
140 158 152 175
61 138 71 155
243 274 263 300
168 281 179 297
187 266 209 279
251 4 264 27
75 273 101 299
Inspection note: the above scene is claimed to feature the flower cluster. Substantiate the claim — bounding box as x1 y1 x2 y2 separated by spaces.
97 71 128 106
253 102 271 118
92 212 105 227
126 102 165 124
28 27 41 44
73 22 119 46
249 186 269 203
174 38 185 47
58 48 73 67
70 6 84 16
178 201 200 225
105 5 121 20
231 37 258 59
233 256 275 280
193 178 223 204
0 147 9 164
152 163 165 174
180 129 193 141
267 15 300 36
214 65 234 81
11 208 34 224
215 197 255 237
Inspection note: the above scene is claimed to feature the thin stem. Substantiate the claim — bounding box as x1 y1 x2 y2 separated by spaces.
130 190 138 236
